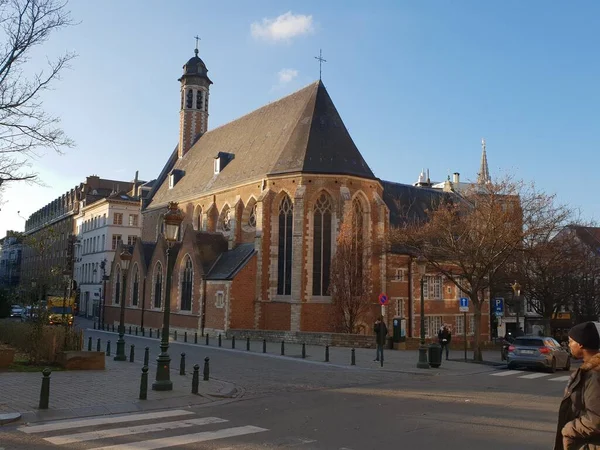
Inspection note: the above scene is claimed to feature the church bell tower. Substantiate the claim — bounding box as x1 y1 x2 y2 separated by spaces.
178 40 212 158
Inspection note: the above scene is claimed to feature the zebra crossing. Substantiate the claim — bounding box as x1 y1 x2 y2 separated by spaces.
17 409 269 449
490 370 572 382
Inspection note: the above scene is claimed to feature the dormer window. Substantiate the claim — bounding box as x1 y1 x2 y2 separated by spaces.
169 169 185 189
169 174 175 189
214 152 234 175
214 158 220 174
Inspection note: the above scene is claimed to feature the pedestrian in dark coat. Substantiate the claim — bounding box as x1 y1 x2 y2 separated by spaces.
438 325 452 360
373 315 387 362
555 321 600 450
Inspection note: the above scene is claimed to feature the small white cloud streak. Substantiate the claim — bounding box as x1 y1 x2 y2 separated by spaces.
251 12 314 42
278 68 298 84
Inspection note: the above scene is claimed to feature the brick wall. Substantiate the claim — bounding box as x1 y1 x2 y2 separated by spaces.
229 256 257 330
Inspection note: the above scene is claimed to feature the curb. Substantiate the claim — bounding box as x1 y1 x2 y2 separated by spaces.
0 413 21 426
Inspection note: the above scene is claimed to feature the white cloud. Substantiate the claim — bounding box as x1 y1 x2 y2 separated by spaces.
278 68 298 84
251 12 314 42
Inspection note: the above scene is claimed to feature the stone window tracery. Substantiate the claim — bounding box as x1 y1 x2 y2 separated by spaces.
312 193 332 296
277 195 293 296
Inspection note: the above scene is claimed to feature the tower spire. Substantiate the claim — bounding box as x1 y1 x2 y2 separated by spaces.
477 138 491 184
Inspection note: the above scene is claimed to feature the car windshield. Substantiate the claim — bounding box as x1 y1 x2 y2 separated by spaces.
50 306 72 314
514 338 544 347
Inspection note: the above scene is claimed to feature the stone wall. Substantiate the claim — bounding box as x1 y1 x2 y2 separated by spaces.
226 329 377 349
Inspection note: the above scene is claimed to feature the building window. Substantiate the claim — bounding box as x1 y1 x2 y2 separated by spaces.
101 235 105 251
114 266 121 305
196 90 203 110
455 315 464 335
103 214 106 225
113 213 123 225
277 195 293 296
312 193 332 296
112 234 122 250
469 315 475 334
215 291 224 308
352 198 364 290
423 276 442 300
154 263 163 308
221 207 231 232
393 269 405 282
395 298 405 317
248 203 257 228
181 256 193 311
132 266 139 306
127 236 137 247
424 315 443 338
213 158 220 174
186 89 193 109
129 215 138 227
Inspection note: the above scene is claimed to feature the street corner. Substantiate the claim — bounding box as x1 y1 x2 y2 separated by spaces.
201 378 242 399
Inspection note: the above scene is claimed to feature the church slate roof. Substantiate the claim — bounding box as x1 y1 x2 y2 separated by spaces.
381 180 451 227
206 243 256 280
148 81 375 208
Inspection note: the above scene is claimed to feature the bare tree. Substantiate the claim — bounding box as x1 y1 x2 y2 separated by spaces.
329 211 379 334
390 177 571 361
0 0 75 194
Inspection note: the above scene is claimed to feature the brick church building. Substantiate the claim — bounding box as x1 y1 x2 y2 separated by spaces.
104 46 490 343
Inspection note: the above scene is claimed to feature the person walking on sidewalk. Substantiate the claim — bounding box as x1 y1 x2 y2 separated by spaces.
438 325 452 360
373 316 388 362
554 321 600 450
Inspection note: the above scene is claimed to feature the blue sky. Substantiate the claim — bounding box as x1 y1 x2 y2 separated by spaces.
2 0 599 237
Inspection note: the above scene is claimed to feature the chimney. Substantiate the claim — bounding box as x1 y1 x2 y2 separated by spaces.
453 172 460 184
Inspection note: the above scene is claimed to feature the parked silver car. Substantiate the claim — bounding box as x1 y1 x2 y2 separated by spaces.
507 336 571 372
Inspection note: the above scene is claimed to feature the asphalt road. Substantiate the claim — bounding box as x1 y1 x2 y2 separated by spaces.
0 324 568 449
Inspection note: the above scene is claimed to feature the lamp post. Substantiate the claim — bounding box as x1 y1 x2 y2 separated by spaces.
114 248 132 361
511 281 522 335
92 266 98 319
416 256 429 369
153 202 184 391
100 259 108 329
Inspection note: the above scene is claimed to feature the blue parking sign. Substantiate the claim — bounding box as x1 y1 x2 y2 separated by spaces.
494 297 504 316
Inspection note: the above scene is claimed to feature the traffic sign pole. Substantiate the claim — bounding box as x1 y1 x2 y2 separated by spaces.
464 311 467 362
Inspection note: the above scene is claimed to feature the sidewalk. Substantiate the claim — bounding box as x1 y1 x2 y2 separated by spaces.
0 356 238 424
85 323 505 376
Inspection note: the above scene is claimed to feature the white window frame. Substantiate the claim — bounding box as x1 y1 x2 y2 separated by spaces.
392 268 405 282
215 291 224 308
423 276 442 300
455 315 464 335
424 315 443 338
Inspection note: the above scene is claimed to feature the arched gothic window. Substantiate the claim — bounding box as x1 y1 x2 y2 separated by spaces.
248 203 257 228
352 198 365 285
181 256 193 311
220 206 231 233
132 266 139 306
154 263 163 308
186 89 193 109
277 195 293 295
312 193 332 296
114 266 121 305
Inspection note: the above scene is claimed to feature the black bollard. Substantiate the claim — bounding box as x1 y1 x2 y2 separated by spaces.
205 333 209 346
142 328 145 337
180 353 186 375
194 332 198 344
174 330 177 341
232 336 236 349
112 324 115 332
203 357 210 381
128 325 132 335
38 368 51 409
184 331 187 343
97 338 101 352
157 329 160 340
263 339 266 353
192 364 199 394
281 340 285 356
135 327 138 336
144 346 149 366
149 328 152 338
93 321 97 330
130 344 135 363
218 334 222 347
325 345 330 362
88 337 92 351
302 343 306 359
246 337 250 351
139 366 148 400
351 348 356 366
106 340 111 356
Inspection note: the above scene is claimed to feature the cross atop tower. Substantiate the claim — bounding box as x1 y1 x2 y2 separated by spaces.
314 49 326 81
194 35 201 55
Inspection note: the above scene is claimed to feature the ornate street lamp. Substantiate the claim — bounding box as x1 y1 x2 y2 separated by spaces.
153 202 184 391
511 280 522 335
114 248 132 361
416 255 429 369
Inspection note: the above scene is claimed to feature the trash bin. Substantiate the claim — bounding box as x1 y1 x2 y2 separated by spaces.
387 336 394 349
428 343 442 368
392 317 402 343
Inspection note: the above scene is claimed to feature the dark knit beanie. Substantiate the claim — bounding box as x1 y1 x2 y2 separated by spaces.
569 322 600 350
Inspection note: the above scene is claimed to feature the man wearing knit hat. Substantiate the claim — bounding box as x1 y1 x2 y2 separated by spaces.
555 321 600 450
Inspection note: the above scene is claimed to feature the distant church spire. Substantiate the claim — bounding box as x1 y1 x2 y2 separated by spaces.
477 138 491 184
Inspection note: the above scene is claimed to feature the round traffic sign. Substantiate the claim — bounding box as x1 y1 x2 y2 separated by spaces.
378 293 388 305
